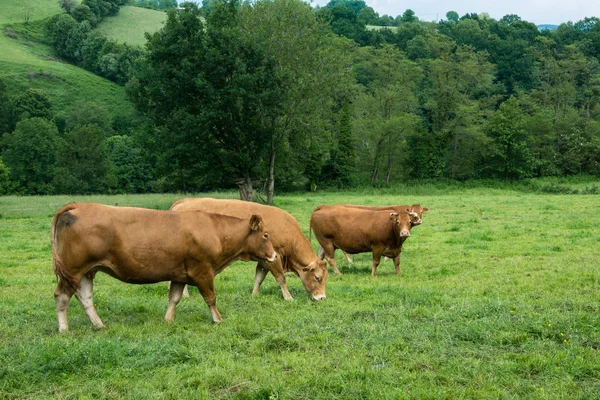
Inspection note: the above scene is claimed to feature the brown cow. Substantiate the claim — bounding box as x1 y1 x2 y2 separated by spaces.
310 205 414 276
170 198 328 301
51 202 277 332
339 204 428 267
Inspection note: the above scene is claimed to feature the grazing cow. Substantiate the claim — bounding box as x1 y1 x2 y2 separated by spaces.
310 205 414 276
339 204 428 265
51 202 277 332
170 198 328 301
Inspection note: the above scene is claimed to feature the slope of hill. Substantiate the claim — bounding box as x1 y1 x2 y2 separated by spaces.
96 6 167 46
0 0 65 25
0 1 135 124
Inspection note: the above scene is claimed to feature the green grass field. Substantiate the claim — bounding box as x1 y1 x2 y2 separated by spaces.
96 6 167 47
1 184 599 398
0 1 135 122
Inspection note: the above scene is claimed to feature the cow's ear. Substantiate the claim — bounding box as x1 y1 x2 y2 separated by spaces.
318 260 328 270
302 264 315 272
389 212 398 223
422 207 429 213
249 215 263 231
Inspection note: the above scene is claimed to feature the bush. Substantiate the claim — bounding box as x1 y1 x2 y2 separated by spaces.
2 118 60 195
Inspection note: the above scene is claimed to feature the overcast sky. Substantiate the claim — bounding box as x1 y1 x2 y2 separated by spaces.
310 0 598 25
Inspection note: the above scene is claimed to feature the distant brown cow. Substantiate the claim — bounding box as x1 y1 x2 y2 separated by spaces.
310 205 414 276
52 202 277 332
171 198 328 301
339 204 428 266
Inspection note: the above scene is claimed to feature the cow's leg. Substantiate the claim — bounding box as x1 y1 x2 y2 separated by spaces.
394 254 401 275
371 252 382 277
164 281 186 322
252 263 268 296
168 282 189 298
74 273 105 330
54 278 76 333
321 242 342 275
188 271 222 323
342 251 353 263
259 260 293 301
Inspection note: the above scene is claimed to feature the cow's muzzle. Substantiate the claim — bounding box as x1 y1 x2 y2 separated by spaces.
266 252 278 262
312 293 326 301
400 230 411 237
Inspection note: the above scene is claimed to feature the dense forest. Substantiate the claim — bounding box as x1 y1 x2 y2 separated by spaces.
1 0 600 200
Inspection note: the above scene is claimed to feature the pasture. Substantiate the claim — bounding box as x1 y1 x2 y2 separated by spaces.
96 6 167 47
1 185 599 399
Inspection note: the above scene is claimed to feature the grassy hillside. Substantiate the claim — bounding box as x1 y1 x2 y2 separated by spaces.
0 0 67 25
96 6 167 46
1 187 599 398
0 1 135 122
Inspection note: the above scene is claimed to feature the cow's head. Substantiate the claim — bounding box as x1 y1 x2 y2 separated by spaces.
409 204 429 225
298 259 328 301
390 210 412 238
246 215 278 262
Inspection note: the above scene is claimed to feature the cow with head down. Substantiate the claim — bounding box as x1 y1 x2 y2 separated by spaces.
309 205 415 277
338 203 428 272
170 198 328 302
51 202 277 332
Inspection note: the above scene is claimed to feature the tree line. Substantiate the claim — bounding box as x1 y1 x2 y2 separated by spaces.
1 0 600 198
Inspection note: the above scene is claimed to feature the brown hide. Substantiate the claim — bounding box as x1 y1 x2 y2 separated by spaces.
340 204 429 225
171 198 328 301
310 205 413 276
51 202 276 332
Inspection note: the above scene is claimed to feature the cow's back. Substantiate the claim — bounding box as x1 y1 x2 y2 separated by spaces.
171 198 303 252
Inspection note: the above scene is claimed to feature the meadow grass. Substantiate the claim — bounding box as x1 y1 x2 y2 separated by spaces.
95 6 167 47
1 185 599 399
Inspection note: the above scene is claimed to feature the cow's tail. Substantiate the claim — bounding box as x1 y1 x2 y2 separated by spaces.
51 203 78 291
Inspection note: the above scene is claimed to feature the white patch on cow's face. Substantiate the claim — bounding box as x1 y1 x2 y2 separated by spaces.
267 252 278 262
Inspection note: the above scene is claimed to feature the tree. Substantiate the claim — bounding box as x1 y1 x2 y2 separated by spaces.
2 118 59 194
483 96 533 179
321 102 356 187
65 101 114 136
239 0 352 202
131 1 281 199
58 0 76 14
0 158 11 195
54 124 110 194
0 79 15 137
12 89 54 123
401 9 418 23
106 135 152 193
446 11 459 23
353 45 422 182
324 0 367 15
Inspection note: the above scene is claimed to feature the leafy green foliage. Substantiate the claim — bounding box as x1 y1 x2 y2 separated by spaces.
131 1 283 194
54 124 110 194
2 117 59 194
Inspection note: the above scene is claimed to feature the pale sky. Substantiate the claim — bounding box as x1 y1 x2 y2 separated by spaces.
310 0 599 25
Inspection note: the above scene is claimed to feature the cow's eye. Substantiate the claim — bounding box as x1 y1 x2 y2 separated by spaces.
315 275 321 282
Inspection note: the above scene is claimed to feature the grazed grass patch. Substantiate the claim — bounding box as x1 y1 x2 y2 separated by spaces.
1 186 599 398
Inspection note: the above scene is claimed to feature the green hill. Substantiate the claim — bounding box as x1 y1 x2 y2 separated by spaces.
0 1 135 122
0 0 65 25
96 6 167 46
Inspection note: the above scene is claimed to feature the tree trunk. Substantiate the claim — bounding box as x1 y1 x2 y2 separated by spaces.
236 177 253 202
267 136 276 205
385 135 393 183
